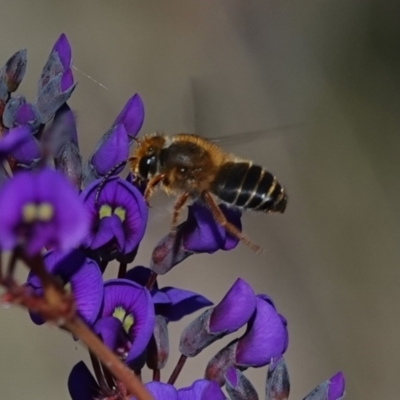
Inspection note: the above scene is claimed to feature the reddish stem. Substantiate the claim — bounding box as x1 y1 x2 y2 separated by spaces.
145 271 158 290
167 354 187 385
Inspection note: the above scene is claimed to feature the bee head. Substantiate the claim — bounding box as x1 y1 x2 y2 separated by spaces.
134 134 165 180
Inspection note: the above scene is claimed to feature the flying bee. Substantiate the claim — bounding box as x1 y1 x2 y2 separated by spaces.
128 133 287 253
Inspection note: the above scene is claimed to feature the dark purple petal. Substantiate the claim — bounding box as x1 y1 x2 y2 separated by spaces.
102 279 155 362
88 216 116 249
225 367 259 400
0 168 89 254
144 382 178 400
125 266 156 288
265 357 290 400
158 286 213 322
93 316 123 350
27 249 102 325
182 203 241 253
210 278 255 334
327 372 345 400
235 297 288 368
113 94 145 138
0 49 27 92
68 361 100 400
0 126 32 160
90 124 129 176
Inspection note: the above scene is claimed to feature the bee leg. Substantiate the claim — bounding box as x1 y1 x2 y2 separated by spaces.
202 191 263 254
144 174 166 206
172 192 190 228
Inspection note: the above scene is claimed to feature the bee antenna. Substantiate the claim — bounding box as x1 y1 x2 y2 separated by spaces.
129 136 141 144
94 160 128 206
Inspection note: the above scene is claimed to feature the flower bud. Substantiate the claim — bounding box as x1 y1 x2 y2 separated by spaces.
0 49 27 92
265 357 290 400
146 315 169 370
225 366 259 400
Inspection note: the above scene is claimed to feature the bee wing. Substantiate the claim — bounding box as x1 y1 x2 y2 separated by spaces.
203 123 302 147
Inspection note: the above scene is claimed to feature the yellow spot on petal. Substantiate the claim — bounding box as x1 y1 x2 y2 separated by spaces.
123 314 134 333
114 206 126 222
22 203 37 223
99 204 112 219
37 203 54 221
112 306 134 334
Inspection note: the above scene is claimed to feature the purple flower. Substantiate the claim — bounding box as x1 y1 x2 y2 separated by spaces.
177 379 225 400
150 203 241 276
205 295 288 385
94 279 154 362
180 278 256 357
113 93 145 140
26 249 103 325
0 49 27 92
225 367 259 400
303 372 345 400
144 382 178 400
182 203 241 253
0 168 89 255
81 177 147 258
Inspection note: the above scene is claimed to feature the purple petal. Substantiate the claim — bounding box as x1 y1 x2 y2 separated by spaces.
88 217 115 249
178 379 225 400
2 95 26 128
328 372 345 400
93 316 123 351
10 130 40 164
183 203 241 253
210 278 256 334
113 94 145 138
236 297 288 368
158 286 213 322
125 266 155 287
52 33 72 70
68 361 100 400
0 126 32 160
90 124 129 176
60 68 74 92
145 382 178 400
102 279 155 362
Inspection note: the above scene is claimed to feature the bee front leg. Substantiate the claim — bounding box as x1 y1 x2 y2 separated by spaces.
172 192 190 228
144 174 166 206
202 191 263 254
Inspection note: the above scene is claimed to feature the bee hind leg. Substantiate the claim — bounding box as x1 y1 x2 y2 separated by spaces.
202 191 263 254
172 192 190 228
144 174 166 206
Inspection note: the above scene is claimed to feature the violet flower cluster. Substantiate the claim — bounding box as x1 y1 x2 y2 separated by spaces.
0 35 346 400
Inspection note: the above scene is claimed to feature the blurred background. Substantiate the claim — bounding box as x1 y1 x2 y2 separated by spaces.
1 0 399 398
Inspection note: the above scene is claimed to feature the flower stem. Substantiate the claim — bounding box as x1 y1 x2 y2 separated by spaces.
153 369 160 382
145 271 158 290
167 354 187 385
118 262 127 278
65 316 153 400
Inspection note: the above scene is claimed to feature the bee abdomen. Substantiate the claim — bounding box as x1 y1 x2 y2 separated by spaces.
211 162 287 213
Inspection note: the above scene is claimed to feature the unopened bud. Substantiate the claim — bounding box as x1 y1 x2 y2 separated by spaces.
225 366 259 400
265 357 290 400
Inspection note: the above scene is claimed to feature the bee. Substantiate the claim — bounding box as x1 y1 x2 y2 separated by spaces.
128 133 287 253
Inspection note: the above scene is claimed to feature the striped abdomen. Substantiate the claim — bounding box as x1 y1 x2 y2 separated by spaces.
211 162 287 213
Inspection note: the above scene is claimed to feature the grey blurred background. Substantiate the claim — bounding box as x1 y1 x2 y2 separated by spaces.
0 0 399 398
